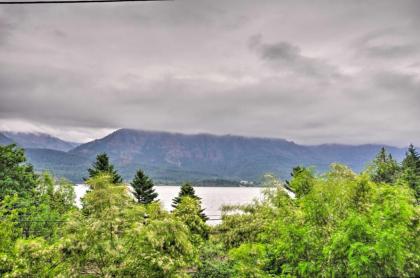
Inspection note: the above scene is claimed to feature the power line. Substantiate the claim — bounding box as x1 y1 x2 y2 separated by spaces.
0 0 169 4
1 218 222 222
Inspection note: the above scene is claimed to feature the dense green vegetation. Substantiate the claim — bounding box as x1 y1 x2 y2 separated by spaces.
0 143 418 277
0 144 38 200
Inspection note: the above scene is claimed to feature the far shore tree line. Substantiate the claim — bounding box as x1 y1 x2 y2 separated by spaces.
0 142 418 277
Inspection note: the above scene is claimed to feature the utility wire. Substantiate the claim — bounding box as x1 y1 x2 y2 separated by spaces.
0 218 222 222
0 0 169 4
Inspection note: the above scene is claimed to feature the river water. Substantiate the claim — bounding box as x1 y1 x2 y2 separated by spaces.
74 185 265 223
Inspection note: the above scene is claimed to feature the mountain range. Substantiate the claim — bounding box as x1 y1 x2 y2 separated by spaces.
2 131 79 152
0 129 409 184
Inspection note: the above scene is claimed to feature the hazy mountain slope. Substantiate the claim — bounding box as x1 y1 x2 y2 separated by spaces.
0 133 13 145
69 129 302 181
3 128 407 183
68 128 407 183
2 131 79 151
25 148 90 182
0 132 89 182
305 144 406 172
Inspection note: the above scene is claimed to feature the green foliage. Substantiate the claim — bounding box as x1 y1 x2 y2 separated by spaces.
85 153 122 183
0 173 75 242
131 168 158 204
369 147 400 184
288 166 315 198
402 144 420 171
4 238 63 277
0 172 76 276
58 174 197 277
219 164 419 277
0 144 38 200
0 195 23 276
215 204 268 250
173 196 210 243
37 172 76 215
193 242 234 278
400 144 420 202
228 243 270 277
173 182 208 221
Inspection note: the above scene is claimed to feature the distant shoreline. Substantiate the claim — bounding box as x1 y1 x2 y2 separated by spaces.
75 183 264 188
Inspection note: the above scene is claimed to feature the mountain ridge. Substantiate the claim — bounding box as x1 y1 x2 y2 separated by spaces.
0 128 409 184
2 131 79 151
68 128 407 183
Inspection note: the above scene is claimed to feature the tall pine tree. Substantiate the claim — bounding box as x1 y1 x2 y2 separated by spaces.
401 144 420 201
402 144 420 171
85 153 122 184
172 182 208 221
130 169 158 204
370 147 400 184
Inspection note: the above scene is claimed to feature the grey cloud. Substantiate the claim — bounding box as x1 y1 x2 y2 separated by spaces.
372 71 420 117
260 42 300 62
0 0 419 146
408 61 420 68
0 7 22 45
249 35 341 80
353 28 420 59
364 44 419 58
248 35 300 62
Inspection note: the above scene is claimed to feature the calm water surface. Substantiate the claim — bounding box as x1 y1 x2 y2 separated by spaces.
74 185 264 223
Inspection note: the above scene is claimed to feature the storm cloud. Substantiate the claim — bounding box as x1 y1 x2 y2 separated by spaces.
0 0 419 146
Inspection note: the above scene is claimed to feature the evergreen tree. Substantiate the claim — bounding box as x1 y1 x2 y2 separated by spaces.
402 144 420 171
401 144 420 201
173 196 210 242
369 147 400 184
85 153 122 183
130 169 158 204
172 182 208 221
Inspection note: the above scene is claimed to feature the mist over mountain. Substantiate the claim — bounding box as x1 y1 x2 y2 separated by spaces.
2 131 79 152
0 129 408 183
0 133 14 145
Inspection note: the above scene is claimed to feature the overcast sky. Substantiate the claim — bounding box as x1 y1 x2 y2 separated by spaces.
0 0 419 145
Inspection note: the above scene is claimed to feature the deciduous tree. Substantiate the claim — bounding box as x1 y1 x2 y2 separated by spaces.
0 144 37 200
